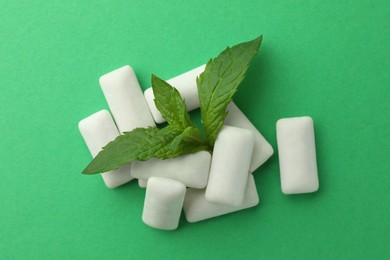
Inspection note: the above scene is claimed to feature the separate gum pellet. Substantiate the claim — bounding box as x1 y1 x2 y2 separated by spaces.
142 177 186 230
144 64 206 123
205 126 255 206
131 151 211 189
225 102 274 172
100 65 155 132
184 174 259 222
78 110 133 188
276 116 319 194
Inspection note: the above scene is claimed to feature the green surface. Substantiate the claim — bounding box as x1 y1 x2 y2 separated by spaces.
1 0 389 259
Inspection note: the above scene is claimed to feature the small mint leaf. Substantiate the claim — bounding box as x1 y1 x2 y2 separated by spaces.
152 74 191 130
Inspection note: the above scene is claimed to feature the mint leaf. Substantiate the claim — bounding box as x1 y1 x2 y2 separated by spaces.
197 36 262 145
82 126 206 174
152 74 191 130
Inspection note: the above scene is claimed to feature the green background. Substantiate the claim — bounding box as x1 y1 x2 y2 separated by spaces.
1 0 389 259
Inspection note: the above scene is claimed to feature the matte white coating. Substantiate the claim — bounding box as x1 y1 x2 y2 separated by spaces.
142 177 186 230
225 102 274 172
276 116 319 194
205 126 255 206
138 179 147 188
144 64 206 123
183 174 259 222
99 65 155 132
78 110 133 188
131 151 211 189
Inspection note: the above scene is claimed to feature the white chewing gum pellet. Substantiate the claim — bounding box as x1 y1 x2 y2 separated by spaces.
144 64 206 123
78 110 133 188
225 102 274 172
184 174 259 222
142 177 186 230
131 151 211 189
276 116 319 194
205 126 255 206
138 179 147 188
99 65 155 132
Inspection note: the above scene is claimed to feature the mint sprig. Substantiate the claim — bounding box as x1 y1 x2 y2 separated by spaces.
82 36 262 174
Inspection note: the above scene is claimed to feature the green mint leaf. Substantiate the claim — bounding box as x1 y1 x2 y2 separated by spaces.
197 36 262 145
152 74 191 130
83 126 176 174
82 126 207 174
